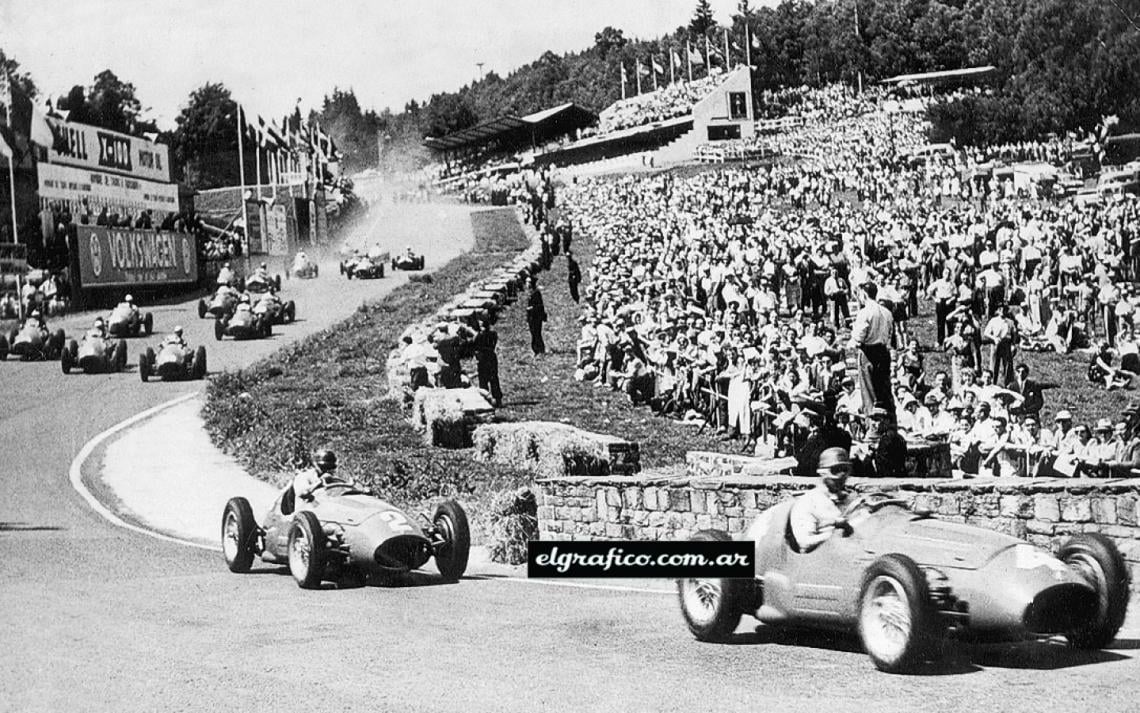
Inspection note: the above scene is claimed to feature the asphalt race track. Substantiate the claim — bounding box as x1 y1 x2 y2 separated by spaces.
2 202 1139 713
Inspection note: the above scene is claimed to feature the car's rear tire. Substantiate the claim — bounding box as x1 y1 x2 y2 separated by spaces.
433 500 471 582
214 320 224 342
263 319 272 337
286 301 296 323
0 335 7 361
222 497 259 573
677 529 745 642
144 312 153 336
858 553 939 673
61 340 75 374
288 511 327 589
314 265 319 278
139 349 151 382
193 346 207 379
1060 534 1130 648
115 339 128 371
198 299 207 319
339 262 345 275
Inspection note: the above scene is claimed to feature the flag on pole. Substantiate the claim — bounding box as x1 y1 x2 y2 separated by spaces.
620 63 627 100
652 58 664 75
689 44 705 66
0 131 11 160
672 51 682 69
751 31 761 49
637 60 650 77
28 99 54 148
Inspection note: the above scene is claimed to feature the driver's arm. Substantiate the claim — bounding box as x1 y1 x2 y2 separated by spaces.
293 470 321 500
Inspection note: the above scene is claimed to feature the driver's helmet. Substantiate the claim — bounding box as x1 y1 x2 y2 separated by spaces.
239 293 251 304
124 294 134 304
30 309 41 320
260 262 268 270
173 325 184 337
312 449 337 473
93 317 105 328
818 447 851 479
223 262 231 269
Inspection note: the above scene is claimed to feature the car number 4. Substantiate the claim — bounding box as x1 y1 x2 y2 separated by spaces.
380 511 415 533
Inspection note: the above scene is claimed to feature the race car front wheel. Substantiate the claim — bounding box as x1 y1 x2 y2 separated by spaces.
677 529 745 642
433 500 471 582
288 511 328 589
222 497 259 573
858 553 940 673
1060 534 1130 649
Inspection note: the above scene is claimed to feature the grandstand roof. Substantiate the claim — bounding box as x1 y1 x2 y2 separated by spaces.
879 66 996 86
423 103 597 152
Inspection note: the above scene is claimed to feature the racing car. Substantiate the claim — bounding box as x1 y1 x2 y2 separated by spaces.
0 322 66 361
221 484 471 588
287 253 319 279
340 252 386 279
139 340 207 382
107 302 154 338
244 271 282 293
245 281 296 325
214 301 272 341
61 331 128 374
391 249 425 271
677 492 1130 673
198 285 241 320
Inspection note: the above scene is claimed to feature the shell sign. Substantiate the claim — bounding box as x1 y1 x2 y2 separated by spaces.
76 225 197 288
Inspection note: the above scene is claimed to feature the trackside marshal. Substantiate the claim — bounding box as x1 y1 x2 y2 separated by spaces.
77 225 198 287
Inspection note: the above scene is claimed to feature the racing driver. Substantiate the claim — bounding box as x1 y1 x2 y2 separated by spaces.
789 447 854 552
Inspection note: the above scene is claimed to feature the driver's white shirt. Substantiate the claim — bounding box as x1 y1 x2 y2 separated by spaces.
789 484 847 552
292 468 324 501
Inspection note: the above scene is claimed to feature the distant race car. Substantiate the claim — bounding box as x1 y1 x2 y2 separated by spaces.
215 304 272 341
107 303 154 338
139 340 207 382
0 322 66 361
245 280 296 325
287 255 319 279
341 254 385 279
391 251 425 271
198 286 241 320
244 272 282 293
677 492 1130 673
61 332 128 374
221 482 470 589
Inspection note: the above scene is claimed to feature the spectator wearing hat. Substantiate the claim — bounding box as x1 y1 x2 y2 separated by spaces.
848 282 895 419
473 317 503 407
978 416 1022 477
793 405 852 478
896 392 929 434
860 407 907 477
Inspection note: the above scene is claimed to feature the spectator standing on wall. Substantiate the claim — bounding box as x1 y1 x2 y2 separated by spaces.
526 277 547 356
848 282 895 419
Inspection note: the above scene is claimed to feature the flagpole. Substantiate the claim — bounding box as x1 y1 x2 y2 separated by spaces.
705 35 712 78
745 24 752 68
652 58 658 91
687 41 693 83
621 64 627 100
636 59 642 95
271 146 278 201
670 47 676 85
236 105 250 259
724 28 731 70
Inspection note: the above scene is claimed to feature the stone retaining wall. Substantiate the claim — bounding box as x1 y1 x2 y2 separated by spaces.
536 472 1140 589
686 440 952 480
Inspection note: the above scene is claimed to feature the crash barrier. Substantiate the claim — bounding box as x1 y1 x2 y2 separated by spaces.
411 387 495 447
687 439 953 480
385 207 547 406
535 473 1140 590
473 422 640 479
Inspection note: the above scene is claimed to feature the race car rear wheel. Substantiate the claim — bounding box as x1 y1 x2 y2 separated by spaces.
198 299 207 319
144 312 153 336
61 340 76 374
432 500 471 582
677 529 745 642
50 329 65 358
1059 534 1130 649
139 349 151 382
858 553 939 673
222 497 259 573
214 320 224 342
0 335 7 361
285 301 296 323
115 339 128 371
193 346 208 379
288 511 327 589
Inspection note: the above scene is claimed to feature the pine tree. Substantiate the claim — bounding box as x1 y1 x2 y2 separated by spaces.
689 0 715 37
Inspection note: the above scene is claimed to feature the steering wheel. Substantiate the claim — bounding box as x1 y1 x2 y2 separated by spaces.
321 481 368 497
841 491 906 518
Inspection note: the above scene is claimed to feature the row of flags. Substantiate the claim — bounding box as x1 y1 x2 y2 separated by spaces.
0 72 56 162
618 28 762 98
245 108 341 165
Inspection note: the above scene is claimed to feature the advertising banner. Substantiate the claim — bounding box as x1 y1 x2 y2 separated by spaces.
46 117 172 183
266 204 289 256
75 225 198 288
38 163 179 216
245 201 263 254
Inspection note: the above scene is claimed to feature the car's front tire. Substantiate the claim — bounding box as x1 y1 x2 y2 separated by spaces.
858 553 939 673
222 497 259 573
1060 534 1130 649
677 529 745 642
433 500 471 582
288 511 327 589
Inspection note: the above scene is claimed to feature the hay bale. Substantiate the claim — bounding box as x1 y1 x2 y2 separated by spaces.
486 487 538 565
413 387 493 448
473 421 640 478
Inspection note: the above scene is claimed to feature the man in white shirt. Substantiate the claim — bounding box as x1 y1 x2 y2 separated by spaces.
848 282 895 418
983 308 1015 385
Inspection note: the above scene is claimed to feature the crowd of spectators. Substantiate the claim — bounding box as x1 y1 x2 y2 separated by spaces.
597 71 726 135
562 84 1140 479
